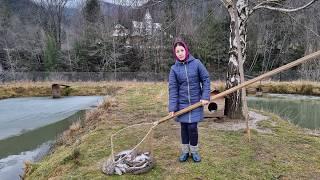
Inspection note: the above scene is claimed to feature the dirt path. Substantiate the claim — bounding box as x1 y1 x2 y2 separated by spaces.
209 111 273 134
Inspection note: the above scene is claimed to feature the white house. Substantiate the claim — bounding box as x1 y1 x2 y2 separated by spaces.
112 9 162 44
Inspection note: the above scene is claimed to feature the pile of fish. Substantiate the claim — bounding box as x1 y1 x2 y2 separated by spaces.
102 150 155 175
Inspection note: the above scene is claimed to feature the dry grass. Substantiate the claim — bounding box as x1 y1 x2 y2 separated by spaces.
210 80 320 96
1 80 320 100
257 81 320 95
0 81 122 99
69 121 81 132
55 96 118 147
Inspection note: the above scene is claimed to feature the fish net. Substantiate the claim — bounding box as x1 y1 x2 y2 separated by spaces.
102 122 158 175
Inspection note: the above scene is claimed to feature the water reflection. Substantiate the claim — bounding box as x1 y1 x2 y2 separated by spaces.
0 142 51 180
248 94 320 129
0 110 85 159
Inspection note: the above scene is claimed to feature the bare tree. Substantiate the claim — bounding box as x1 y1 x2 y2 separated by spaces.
0 62 3 83
220 0 318 119
298 6 320 80
3 47 17 81
38 0 72 49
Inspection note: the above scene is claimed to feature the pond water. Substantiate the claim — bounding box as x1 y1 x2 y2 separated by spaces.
0 96 103 180
248 94 320 129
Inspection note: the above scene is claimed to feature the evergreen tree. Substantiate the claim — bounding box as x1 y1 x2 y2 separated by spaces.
194 16 229 72
73 0 112 72
44 35 58 71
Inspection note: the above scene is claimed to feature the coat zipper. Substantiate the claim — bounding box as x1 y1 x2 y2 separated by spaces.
184 63 192 123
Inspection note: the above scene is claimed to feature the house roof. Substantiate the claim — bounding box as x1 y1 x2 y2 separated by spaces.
112 24 129 37
112 9 162 37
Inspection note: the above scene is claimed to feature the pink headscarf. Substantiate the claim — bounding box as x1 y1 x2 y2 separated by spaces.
173 39 189 62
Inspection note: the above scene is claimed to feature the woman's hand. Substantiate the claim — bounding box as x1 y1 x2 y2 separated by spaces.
169 112 175 117
200 99 209 106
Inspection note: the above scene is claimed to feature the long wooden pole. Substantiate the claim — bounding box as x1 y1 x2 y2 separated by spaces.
157 50 320 124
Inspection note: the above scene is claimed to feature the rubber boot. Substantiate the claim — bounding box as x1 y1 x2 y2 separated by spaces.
179 144 189 162
190 145 201 162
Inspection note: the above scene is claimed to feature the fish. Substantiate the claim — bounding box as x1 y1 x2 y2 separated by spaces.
114 167 123 175
102 150 155 175
132 154 149 162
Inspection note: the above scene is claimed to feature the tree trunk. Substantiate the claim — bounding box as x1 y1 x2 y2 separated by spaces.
225 0 248 119
222 0 317 119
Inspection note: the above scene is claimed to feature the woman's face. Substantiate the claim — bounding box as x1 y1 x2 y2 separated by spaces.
175 45 186 61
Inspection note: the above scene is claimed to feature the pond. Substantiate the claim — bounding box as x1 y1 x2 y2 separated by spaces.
248 94 320 129
0 96 103 180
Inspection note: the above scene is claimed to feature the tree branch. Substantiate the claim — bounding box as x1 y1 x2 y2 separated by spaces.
219 0 233 8
251 0 317 13
251 0 280 9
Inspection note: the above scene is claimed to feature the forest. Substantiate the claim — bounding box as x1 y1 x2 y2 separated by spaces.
0 0 319 81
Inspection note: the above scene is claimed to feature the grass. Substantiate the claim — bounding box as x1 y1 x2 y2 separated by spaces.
19 81 320 179
247 81 320 96
206 80 320 96
1 80 320 100
0 81 121 99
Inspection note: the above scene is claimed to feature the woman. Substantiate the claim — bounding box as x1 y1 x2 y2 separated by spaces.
168 38 211 162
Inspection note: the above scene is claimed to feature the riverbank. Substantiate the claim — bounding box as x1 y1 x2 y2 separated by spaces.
212 80 320 96
0 81 121 100
22 82 320 179
1 81 320 100
248 81 320 96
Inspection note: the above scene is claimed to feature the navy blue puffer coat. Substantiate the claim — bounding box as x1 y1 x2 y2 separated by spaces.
168 55 211 123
